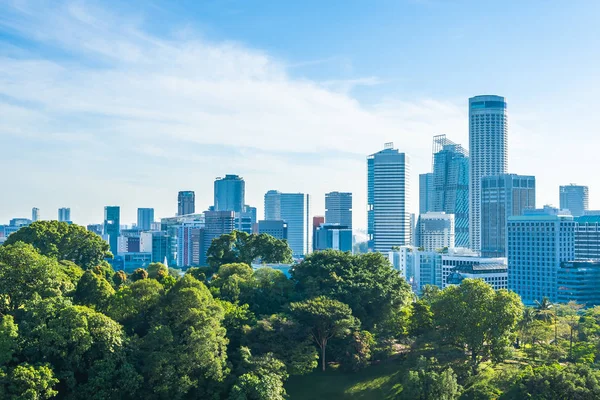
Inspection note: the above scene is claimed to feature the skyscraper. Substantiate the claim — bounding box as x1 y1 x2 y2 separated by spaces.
469 95 508 252
430 135 470 247
264 191 311 257
104 206 120 255
214 174 245 213
560 184 589 217
367 143 411 252
177 191 195 216
202 211 236 265
325 192 352 230
58 207 71 223
574 215 600 260
415 212 455 252
31 207 39 222
481 174 535 257
137 208 154 231
419 173 434 214
507 207 574 304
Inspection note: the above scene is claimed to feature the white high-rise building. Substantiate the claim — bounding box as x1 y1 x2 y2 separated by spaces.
469 95 508 252
416 212 455 251
264 191 311 257
368 143 411 253
560 184 589 217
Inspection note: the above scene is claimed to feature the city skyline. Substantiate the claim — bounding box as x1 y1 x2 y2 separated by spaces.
2 1 600 229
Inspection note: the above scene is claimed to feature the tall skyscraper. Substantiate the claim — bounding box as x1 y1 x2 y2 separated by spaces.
574 215 600 260
481 174 535 257
137 208 154 231
469 95 508 252
430 135 470 247
325 192 352 230
177 222 204 268
415 212 455 252
214 175 245 213
264 191 311 257
104 206 121 255
419 173 434 214
31 207 39 222
58 207 71 223
368 143 411 252
178 191 195 216
560 184 589 217
507 207 574 304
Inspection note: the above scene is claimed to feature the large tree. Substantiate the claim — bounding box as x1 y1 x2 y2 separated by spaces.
291 250 412 329
289 296 357 372
4 221 110 269
431 279 523 374
206 231 293 270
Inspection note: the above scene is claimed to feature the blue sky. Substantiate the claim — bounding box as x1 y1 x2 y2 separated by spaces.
1 0 600 229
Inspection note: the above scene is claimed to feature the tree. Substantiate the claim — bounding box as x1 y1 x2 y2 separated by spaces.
241 268 294 316
431 279 523 374
516 307 536 348
555 301 584 360
73 270 115 311
130 268 148 282
206 231 293 270
147 262 168 279
3 221 110 269
403 357 461 400
0 243 70 313
0 315 18 366
409 300 434 337
229 348 288 400
289 296 358 371
4 363 59 400
292 251 412 330
535 297 558 344
107 279 164 336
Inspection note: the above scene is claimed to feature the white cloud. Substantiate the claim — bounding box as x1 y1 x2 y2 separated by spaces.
0 0 469 228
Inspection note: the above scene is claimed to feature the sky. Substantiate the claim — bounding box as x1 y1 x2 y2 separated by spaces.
1 0 600 231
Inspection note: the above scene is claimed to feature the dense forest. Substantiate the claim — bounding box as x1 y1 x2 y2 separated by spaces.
1 221 600 399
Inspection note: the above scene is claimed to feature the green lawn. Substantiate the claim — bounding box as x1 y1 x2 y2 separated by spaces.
285 360 405 400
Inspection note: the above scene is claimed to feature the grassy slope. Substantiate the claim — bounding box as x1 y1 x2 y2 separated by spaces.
285 360 405 400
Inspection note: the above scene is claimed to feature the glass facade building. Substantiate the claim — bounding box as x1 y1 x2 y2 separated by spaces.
560 184 589 217
103 206 120 255
264 191 311 257
469 95 508 252
415 212 455 251
137 208 154 231
558 261 600 306
214 174 245 213
325 192 353 230
368 143 411 253
419 173 434 214
58 207 71 223
177 191 195 216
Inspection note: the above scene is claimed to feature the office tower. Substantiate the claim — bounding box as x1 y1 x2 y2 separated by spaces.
177 223 204 268
214 175 245 213
469 95 508 252
325 192 353 230
368 143 410 253
314 224 352 252
575 215 600 260
103 206 121 255
161 213 204 267
264 191 311 257
137 208 154 231
178 191 195 216
202 211 236 265
419 173 434 214
558 261 600 306
58 207 71 222
507 207 575 304
140 231 169 263
390 246 442 294
31 207 39 222
312 216 325 252
415 212 455 251
236 205 257 234
481 174 535 257
258 220 288 240
560 184 589 217
87 224 103 236
430 135 470 247
117 235 140 254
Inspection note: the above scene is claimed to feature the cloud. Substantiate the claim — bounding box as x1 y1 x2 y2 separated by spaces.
0 0 467 227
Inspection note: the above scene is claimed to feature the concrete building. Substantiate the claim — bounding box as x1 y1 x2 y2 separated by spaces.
58 207 71 223
558 260 600 306
117 235 141 254
264 191 311 257
415 212 455 251
508 207 575 304
177 191 195 216
137 208 154 231
314 224 352 252
560 184 589 217
140 230 170 264
575 214 600 260
419 173 434 214
430 135 470 247
325 192 352 230
103 206 120 255
481 174 536 257
469 95 508 252
177 223 204 268
443 255 508 290
368 143 411 252
160 213 204 266
32 207 39 222
87 224 103 236
214 174 245 213
389 246 442 294
257 220 288 240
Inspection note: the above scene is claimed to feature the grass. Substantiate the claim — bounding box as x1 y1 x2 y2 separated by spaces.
285 360 405 400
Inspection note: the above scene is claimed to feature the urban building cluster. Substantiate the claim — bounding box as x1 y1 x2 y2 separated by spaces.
2 95 598 306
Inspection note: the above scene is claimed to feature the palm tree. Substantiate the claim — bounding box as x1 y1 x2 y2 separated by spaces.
535 297 557 344
517 307 536 348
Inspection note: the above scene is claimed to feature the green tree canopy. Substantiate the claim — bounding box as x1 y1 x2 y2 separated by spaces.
3 221 110 269
403 357 461 400
291 250 412 329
